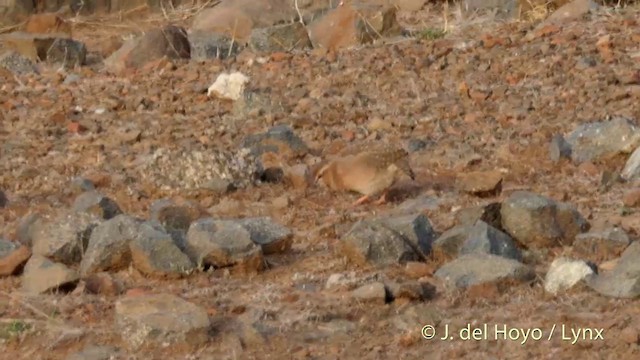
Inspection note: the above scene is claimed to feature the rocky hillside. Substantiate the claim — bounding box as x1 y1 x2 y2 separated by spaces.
1 0 640 359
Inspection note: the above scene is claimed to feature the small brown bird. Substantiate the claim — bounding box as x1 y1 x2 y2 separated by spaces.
314 146 415 206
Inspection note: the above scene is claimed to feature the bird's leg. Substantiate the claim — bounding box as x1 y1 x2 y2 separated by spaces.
352 194 370 206
373 190 389 205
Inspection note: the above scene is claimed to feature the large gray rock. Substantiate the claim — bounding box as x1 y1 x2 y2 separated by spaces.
573 227 630 262
31 212 101 265
564 116 640 164
434 221 522 261
232 217 293 254
248 22 312 52
115 293 211 350
80 214 141 276
129 222 195 278
454 202 502 230
435 253 535 289
587 242 640 298
501 191 589 248
149 198 205 251
185 218 265 273
341 214 434 267
21 255 79 294
188 31 245 60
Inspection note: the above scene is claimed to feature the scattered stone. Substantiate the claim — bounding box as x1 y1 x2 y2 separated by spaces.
185 218 265 273
129 222 195 278
189 31 245 60
0 240 31 276
231 217 293 255
341 216 431 267
0 51 38 75
352 282 389 304
249 22 312 52
621 145 640 181
72 191 122 220
455 202 502 229
115 293 211 350
623 189 640 207
564 116 640 164
31 212 101 265
435 221 522 261
84 272 124 296
549 134 572 163
242 124 310 161
66 345 124 360
501 191 589 248
456 170 503 197
1 32 86 67
573 227 630 262
105 25 190 73
587 242 640 298
544 257 595 295
21 255 80 294
434 253 535 289
24 13 72 36
208 72 250 101
80 214 141 276
325 272 359 290
308 2 402 50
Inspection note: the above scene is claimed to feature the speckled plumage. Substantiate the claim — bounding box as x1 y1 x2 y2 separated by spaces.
315 146 415 205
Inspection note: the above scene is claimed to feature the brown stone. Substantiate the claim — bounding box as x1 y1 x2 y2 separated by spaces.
0 245 31 276
308 2 401 51
456 170 503 197
24 13 72 36
623 189 640 207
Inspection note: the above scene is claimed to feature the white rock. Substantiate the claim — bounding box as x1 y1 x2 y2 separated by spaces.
207 72 249 101
544 257 595 295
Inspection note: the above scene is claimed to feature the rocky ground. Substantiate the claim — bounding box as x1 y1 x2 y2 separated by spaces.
2 0 640 359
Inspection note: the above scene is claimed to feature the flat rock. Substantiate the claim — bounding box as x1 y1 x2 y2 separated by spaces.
308 2 402 50
189 31 244 60
351 282 388 304
207 71 250 101
72 191 122 220
573 227 630 262
0 240 31 276
231 217 293 254
434 221 522 261
185 218 265 273
31 212 101 265
249 22 312 52
129 222 195 278
341 218 428 267
80 214 142 276
434 253 535 289
454 202 502 229
115 293 211 350
456 170 503 197
66 345 124 360
564 116 640 164
587 242 640 298
544 257 595 295
21 255 79 294
501 191 589 248
105 25 190 73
